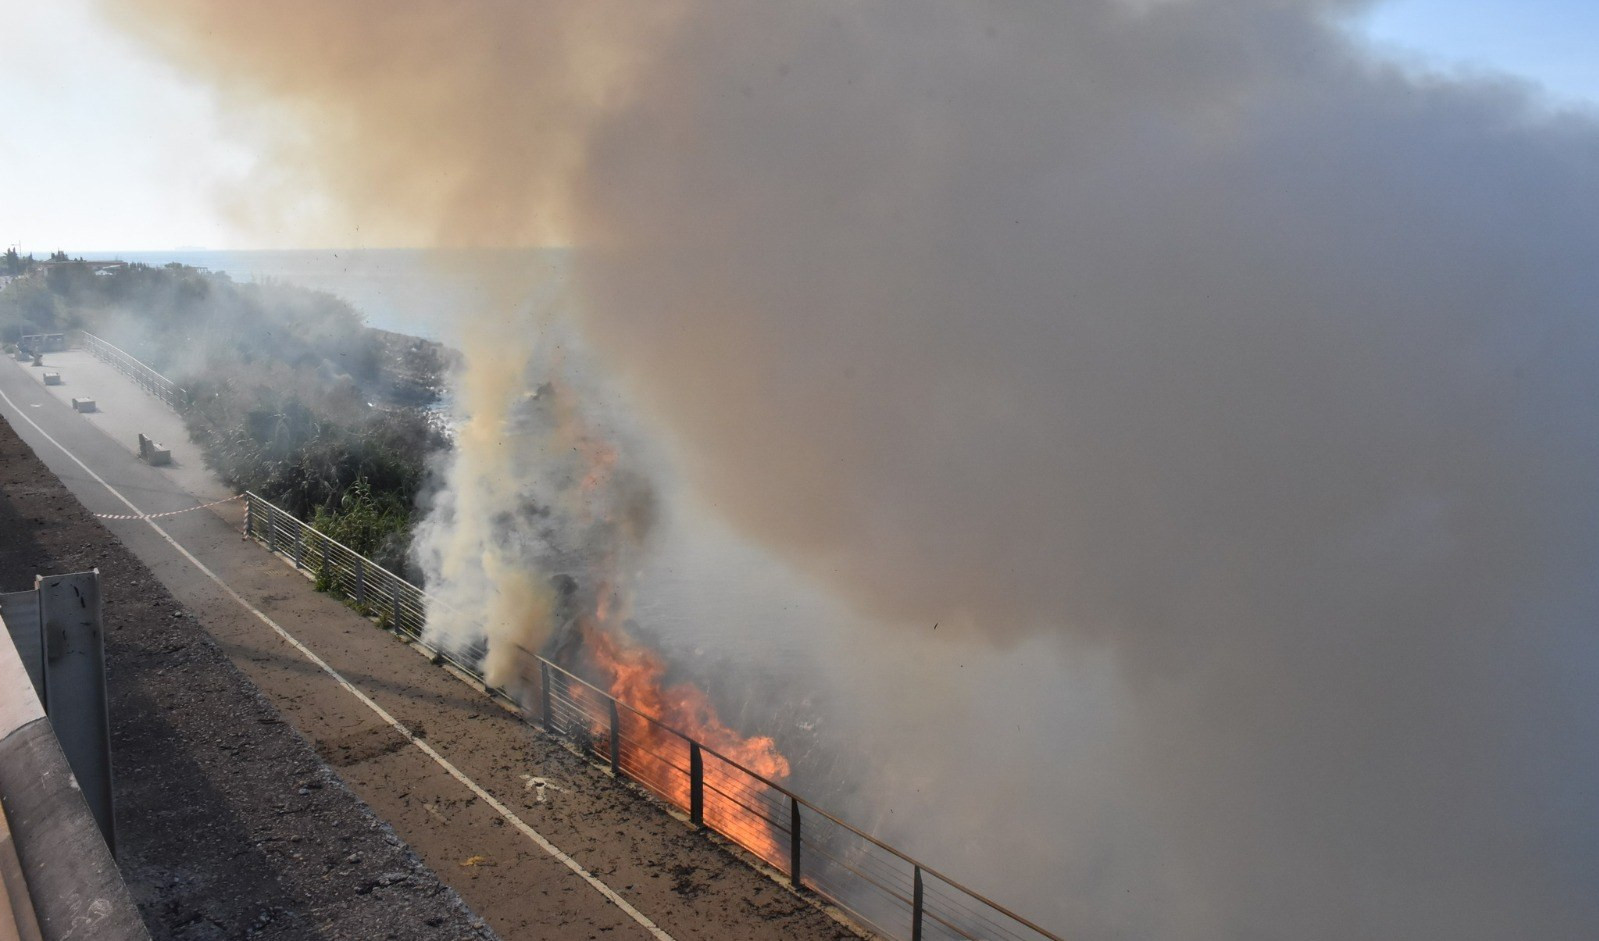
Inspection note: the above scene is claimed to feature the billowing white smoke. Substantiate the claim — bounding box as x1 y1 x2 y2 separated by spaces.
106 0 1599 936
407 293 657 690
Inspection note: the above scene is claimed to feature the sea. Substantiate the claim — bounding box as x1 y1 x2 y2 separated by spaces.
106 248 558 342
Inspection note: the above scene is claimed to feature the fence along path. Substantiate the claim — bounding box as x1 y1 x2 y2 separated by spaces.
77 330 1065 941
75 329 187 410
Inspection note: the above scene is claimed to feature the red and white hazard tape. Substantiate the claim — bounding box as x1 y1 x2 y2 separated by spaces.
94 493 245 521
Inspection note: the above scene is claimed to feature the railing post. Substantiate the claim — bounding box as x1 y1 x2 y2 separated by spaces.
690 742 704 827
243 495 253 540
540 661 554 733
912 866 924 941
608 698 621 776
790 796 802 888
354 557 366 606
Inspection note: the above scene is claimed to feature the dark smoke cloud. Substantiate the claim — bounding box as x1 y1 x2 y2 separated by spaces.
105 0 1599 936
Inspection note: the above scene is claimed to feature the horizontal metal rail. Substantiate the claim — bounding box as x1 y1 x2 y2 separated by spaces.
72 329 187 410
242 490 1066 941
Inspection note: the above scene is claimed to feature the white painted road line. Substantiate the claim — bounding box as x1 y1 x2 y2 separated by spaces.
0 384 678 941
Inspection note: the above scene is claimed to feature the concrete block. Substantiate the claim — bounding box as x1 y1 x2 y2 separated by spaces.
41 372 61 386
137 433 171 466
70 398 96 413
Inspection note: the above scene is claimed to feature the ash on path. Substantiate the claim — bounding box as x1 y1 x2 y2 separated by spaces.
0 415 495 941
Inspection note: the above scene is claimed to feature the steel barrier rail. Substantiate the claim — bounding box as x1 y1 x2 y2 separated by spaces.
242 490 1067 941
71 330 187 411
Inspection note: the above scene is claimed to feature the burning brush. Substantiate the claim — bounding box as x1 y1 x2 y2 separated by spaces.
542 572 794 868
444 375 796 865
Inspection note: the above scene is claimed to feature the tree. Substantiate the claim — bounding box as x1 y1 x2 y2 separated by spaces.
1 248 32 276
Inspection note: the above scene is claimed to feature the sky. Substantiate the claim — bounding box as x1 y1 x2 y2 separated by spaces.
1 0 1596 254
0 0 253 253
1360 0 1599 102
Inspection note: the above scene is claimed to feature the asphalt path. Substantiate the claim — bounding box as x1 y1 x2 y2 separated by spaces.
0 350 851 941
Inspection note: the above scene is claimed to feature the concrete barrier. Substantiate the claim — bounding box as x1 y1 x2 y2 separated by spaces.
1 593 148 940
70 398 96 414
0 795 44 941
41 373 61 387
135 434 171 467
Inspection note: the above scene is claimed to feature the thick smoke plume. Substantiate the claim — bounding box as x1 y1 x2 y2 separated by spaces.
106 0 1599 937
409 291 658 687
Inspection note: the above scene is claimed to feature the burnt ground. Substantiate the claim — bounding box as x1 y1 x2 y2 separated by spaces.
0 416 495 940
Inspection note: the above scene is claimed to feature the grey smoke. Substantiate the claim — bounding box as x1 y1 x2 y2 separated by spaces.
567 3 1599 938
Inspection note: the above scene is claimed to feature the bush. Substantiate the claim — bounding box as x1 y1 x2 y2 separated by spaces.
311 477 415 573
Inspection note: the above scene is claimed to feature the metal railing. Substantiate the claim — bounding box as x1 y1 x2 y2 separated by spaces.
73 329 187 410
242 491 1065 941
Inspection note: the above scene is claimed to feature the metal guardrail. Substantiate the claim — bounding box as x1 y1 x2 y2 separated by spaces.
243 491 1065 941
72 330 187 410
0 572 116 854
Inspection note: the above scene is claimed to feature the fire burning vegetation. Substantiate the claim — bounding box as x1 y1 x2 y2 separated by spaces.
562 618 794 869
416 362 797 868
579 623 791 787
526 376 795 868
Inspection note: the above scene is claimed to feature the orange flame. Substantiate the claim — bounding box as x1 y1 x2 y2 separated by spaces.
543 382 791 867
569 619 792 868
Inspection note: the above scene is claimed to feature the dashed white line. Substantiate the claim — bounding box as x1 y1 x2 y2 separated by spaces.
0 382 677 941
